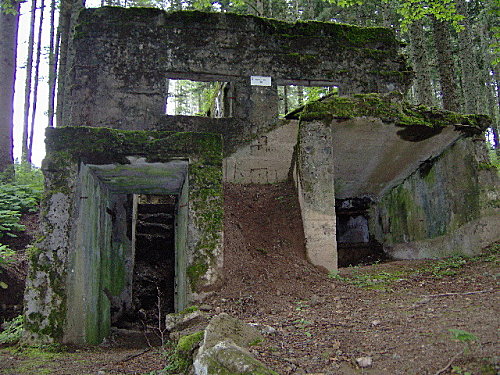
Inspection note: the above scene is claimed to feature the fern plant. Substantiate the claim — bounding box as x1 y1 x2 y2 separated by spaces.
0 163 43 240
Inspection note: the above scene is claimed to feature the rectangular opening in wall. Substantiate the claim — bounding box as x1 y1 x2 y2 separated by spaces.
278 85 338 117
335 198 385 267
127 194 177 328
165 79 232 117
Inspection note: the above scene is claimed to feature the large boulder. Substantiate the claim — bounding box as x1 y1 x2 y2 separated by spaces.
193 313 278 375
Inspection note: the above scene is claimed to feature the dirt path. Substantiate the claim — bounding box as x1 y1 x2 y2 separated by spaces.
1 182 498 374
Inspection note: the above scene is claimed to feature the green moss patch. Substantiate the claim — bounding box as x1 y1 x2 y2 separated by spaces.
287 93 491 134
162 331 204 374
45 127 223 166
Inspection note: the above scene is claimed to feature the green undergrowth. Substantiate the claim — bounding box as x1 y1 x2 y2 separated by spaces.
330 243 499 291
149 331 204 375
0 163 43 287
0 163 43 240
0 344 77 375
0 315 24 344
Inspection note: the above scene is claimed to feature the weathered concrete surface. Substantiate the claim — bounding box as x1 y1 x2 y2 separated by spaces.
88 159 188 194
291 93 496 261
24 127 224 345
193 313 277 375
62 7 411 133
288 93 491 200
295 120 337 271
370 137 500 259
224 120 298 183
329 117 462 199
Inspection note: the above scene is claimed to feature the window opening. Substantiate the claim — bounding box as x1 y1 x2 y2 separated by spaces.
165 79 232 117
278 85 338 117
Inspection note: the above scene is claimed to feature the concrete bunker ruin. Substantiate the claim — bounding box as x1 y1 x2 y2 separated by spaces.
25 7 499 344
26 129 223 344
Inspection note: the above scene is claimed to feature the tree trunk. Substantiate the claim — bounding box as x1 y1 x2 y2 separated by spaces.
0 0 21 174
456 0 479 114
47 0 58 127
22 0 37 162
431 16 461 112
408 19 435 106
477 13 499 152
28 0 45 165
297 86 304 106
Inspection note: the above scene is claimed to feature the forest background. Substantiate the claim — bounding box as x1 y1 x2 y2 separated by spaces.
0 0 499 173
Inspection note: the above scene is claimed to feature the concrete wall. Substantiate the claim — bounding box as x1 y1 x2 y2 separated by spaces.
24 128 224 344
61 7 411 132
224 120 298 183
370 137 500 259
64 164 131 344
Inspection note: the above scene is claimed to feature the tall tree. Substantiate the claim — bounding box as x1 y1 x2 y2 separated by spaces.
431 16 460 112
0 0 21 174
22 0 38 162
408 19 435 106
47 0 59 128
28 0 46 165
456 0 479 113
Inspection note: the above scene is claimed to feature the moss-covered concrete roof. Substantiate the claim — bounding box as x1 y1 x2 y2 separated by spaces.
286 93 491 132
45 126 223 165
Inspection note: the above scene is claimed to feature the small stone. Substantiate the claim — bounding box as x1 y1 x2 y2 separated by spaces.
262 325 276 334
371 320 381 326
309 294 323 306
356 356 372 368
97 371 106 375
199 304 212 311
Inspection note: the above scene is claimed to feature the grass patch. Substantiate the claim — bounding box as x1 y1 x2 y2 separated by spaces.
329 243 499 290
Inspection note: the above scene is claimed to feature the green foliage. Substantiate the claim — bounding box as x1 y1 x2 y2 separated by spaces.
0 209 24 238
0 244 15 266
329 268 406 290
0 244 15 289
448 329 477 343
0 0 19 15
328 0 465 31
451 366 472 375
448 328 479 358
330 245 498 291
0 163 43 240
155 331 204 374
429 256 467 277
0 315 24 345
488 148 500 172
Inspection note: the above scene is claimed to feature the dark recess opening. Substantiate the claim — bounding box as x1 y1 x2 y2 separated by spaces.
118 195 177 329
336 197 386 267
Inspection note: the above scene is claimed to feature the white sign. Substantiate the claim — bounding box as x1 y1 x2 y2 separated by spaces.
251 76 272 86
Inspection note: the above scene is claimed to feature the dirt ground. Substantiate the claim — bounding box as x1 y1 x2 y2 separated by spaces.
1 182 498 375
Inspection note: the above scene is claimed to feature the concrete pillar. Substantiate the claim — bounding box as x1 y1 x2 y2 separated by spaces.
295 120 337 271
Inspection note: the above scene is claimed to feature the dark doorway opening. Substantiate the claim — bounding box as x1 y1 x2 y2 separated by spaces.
133 194 176 326
336 198 385 267
115 194 177 331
